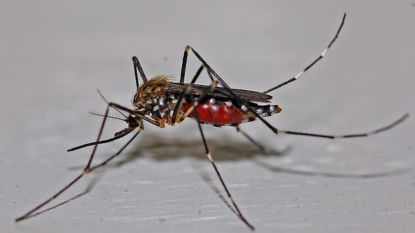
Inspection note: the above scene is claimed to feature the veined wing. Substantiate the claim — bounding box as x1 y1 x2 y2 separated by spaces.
164 82 272 103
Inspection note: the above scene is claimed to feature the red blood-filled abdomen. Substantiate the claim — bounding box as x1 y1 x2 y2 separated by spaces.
182 102 243 125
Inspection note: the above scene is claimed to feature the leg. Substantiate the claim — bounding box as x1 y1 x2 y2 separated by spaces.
89 129 141 172
192 100 255 231
15 102 137 222
191 65 206 84
235 125 290 155
132 56 148 88
180 48 215 84
263 13 346 93
185 46 409 140
170 76 255 228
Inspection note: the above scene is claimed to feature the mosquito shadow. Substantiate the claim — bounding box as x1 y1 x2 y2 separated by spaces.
254 159 410 179
198 171 238 215
68 134 406 179
197 166 253 228
18 171 105 221
104 133 288 169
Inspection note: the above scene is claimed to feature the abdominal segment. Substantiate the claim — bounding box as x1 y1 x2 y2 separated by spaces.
182 98 281 126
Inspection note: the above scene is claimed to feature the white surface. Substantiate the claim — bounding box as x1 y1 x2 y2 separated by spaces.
1 1 415 233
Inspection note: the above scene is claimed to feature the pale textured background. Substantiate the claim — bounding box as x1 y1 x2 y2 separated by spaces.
1 1 415 233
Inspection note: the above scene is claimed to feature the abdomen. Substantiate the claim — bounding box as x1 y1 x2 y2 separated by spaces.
182 98 281 126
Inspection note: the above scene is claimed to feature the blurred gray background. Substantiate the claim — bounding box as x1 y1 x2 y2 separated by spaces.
1 1 414 233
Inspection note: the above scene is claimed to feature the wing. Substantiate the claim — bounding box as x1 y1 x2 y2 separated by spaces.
164 82 272 103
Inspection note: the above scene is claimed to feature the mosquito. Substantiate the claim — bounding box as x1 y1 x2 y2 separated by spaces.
16 13 409 230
